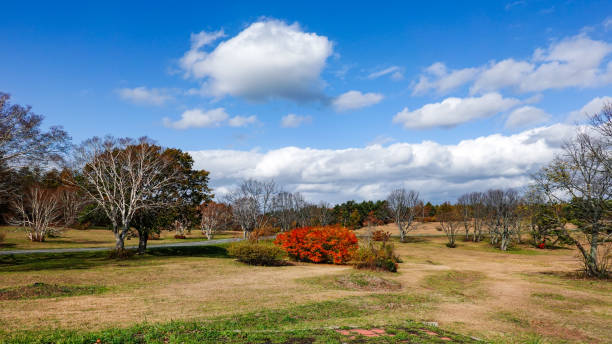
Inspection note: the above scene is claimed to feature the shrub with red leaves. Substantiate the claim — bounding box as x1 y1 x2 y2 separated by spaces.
275 225 358 264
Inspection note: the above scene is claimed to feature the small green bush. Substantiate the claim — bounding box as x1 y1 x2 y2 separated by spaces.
228 242 287 266
353 241 401 272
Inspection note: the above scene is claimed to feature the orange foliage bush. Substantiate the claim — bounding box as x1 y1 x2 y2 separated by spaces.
275 225 358 264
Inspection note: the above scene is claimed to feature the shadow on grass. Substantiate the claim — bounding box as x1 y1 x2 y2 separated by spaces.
398 236 430 243
43 240 110 245
0 245 230 273
147 245 229 258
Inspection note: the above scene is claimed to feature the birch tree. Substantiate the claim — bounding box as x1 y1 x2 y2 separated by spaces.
71 137 179 253
485 189 520 251
457 193 472 240
437 202 461 248
10 186 61 242
200 202 231 240
272 191 297 231
227 179 277 238
386 188 420 242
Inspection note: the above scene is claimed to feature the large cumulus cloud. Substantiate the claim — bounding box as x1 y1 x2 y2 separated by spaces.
189 124 576 204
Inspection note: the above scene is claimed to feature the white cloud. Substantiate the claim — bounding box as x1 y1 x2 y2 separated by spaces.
190 30 226 49
505 106 551 129
117 87 173 106
414 35 612 95
368 66 404 80
605 17 612 31
163 108 229 129
281 114 312 128
228 115 257 127
179 20 333 101
393 93 520 129
470 59 533 94
163 108 258 129
188 124 576 203
332 90 384 111
412 62 480 95
567 96 612 123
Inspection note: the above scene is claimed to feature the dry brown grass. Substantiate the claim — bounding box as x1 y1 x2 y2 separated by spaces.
0 225 610 343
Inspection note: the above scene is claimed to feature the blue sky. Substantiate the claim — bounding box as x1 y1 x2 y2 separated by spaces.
1 1 612 203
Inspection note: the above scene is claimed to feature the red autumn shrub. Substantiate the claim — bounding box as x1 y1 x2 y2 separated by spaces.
275 225 358 264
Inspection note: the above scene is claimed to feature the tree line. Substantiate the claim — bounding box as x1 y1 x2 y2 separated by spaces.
1 92 610 277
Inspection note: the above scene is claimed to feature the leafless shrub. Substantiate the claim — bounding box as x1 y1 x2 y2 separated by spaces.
10 186 61 242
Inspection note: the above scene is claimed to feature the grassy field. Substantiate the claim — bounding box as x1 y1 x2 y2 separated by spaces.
0 226 240 251
0 225 610 343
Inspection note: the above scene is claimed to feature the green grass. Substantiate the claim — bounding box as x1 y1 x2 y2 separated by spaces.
0 244 230 272
0 282 107 300
494 311 529 327
422 270 486 301
0 226 240 251
0 296 479 343
523 271 612 295
530 292 566 301
299 271 401 291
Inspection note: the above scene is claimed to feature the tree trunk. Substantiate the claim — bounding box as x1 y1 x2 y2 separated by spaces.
397 221 406 242
115 234 125 251
115 225 128 252
137 230 148 255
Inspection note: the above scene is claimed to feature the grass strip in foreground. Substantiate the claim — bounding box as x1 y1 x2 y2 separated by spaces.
3 322 479 344
0 294 480 343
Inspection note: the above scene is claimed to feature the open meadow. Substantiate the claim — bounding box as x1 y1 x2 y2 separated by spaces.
2 4 612 343
1 224 610 344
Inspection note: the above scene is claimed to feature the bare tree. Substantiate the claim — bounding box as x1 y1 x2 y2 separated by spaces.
10 186 61 242
70 137 178 252
314 201 334 226
437 203 461 248
485 189 520 251
200 202 231 240
272 191 297 231
56 185 87 228
467 192 486 242
293 192 311 227
533 108 612 277
0 93 69 203
227 179 277 238
457 193 471 241
386 188 420 242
